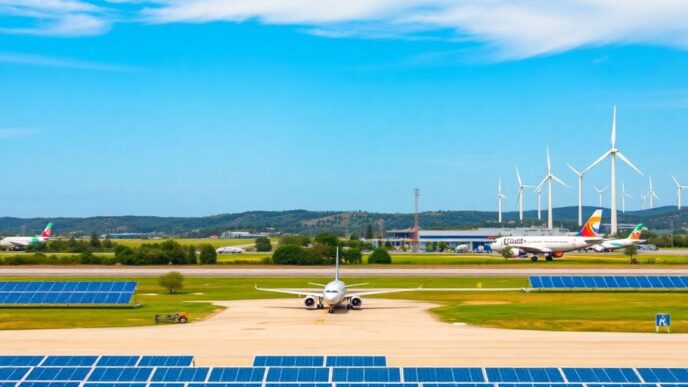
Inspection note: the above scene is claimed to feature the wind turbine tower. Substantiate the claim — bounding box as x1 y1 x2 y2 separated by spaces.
566 164 586 226
621 181 632 214
535 146 568 229
672 176 687 210
583 106 643 235
647 177 659 209
497 178 506 223
515 167 532 222
593 185 608 207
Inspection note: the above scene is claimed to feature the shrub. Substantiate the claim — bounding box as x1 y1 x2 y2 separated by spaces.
159 271 184 294
272 245 325 265
255 236 273 252
368 247 392 264
342 248 362 264
199 244 217 264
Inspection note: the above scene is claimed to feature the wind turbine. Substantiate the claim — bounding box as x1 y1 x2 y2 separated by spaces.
593 185 608 207
640 193 647 210
621 180 632 214
672 176 687 210
535 187 542 221
515 167 532 222
566 164 586 226
535 146 568 229
497 178 506 223
582 105 643 234
647 176 659 209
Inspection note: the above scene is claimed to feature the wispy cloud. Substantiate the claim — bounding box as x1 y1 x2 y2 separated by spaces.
0 129 39 138
0 52 141 72
4 0 688 59
140 0 688 59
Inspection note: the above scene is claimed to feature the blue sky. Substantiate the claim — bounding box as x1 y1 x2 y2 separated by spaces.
1 1 687 217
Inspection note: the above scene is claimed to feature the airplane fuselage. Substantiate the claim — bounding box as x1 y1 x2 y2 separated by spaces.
592 238 645 252
0 236 49 249
322 280 346 306
491 236 601 256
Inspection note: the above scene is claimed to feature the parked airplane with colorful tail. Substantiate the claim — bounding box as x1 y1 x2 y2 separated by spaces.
0 223 53 250
589 224 645 252
490 210 603 261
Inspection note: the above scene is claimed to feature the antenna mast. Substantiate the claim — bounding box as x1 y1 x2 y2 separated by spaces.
413 188 420 252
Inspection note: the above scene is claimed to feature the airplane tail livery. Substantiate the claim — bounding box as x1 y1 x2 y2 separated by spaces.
628 224 643 240
577 209 603 237
40 223 53 238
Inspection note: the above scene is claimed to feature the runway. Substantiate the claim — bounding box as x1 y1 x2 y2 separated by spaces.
2 298 686 366
2 266 688 277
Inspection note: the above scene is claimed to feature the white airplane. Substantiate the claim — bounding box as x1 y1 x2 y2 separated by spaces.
0 223 53 250
490 210 603 261
256 248 420 313
216 246 244 254
590 224 645 252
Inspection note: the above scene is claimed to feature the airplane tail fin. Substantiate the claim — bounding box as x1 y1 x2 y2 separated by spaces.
628 224 643 240
40 222 53 238
335 247 340 281
577 210 602 237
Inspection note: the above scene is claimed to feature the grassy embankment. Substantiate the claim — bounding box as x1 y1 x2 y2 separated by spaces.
1 276 686 333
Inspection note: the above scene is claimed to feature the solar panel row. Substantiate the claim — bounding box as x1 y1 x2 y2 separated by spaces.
529 276 688 289
253 357 387 368
0 282 137 292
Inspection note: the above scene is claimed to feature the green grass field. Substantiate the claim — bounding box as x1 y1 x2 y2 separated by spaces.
112 238 267 249
1 276 685 333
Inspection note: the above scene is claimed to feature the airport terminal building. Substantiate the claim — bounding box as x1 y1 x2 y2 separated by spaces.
385 227 571 252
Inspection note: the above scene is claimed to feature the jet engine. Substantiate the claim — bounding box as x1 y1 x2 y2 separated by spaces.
508 248 526 257
304 296 316 308
350 296 362 309
553 251 565 258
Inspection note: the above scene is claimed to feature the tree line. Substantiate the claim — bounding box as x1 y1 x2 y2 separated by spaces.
271 233 391 265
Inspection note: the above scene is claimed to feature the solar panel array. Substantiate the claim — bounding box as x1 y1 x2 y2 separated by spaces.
0 282 138 305
529 276 688 289
1 355 688 387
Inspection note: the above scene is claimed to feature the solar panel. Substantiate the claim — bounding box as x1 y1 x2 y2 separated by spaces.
638 369 688 383
326 357 386 367
87 368 153 382
266 368 330 382
528 276 688 289
265 384 332 387
96 357 141 367
207 368 266 383
0 282 137 305
189 384 262 387
485 368 563 383
403 368 485 383
151 368 209 382
563 368 640 383
42 357 98 367
26 368 91 381
336 384 419 387
83 383 147 387
0 356 44 367
0 368 31 381
253 357 324 367
138 357 193 367
20 382 81 387
332 368 400 383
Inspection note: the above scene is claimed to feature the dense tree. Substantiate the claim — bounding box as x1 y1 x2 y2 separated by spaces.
89 232 101 248
186 245 197 264
159 271 184 294
342 248 362 264
314 233 339 247
279 235 311 246
438 242 447 252
624 244 639 264
368 247 392 264
272 245 325 265
365 224 374 239
199 244 217 264
255 236 273 252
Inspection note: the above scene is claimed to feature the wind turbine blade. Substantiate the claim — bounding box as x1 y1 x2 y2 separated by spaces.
535 176 548 192
673 175 680 187
593 185 600 192
546 146 551 172
515 167 522 186
611 105 617 148
551 174 569 188
616 151 643 176
566 163 581 176
582 150 612 175
652 191 659 200
602 186 608 192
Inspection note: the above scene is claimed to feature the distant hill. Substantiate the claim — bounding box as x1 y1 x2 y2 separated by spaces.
0 206 686 237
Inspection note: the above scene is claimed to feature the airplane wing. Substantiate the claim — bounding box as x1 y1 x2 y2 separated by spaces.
348 287 422 298
254 286 319 297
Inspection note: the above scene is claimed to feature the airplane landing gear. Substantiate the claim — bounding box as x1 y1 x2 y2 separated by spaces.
531 255 538 262
545 255 554 261
316 304 324 309
328 308 334 314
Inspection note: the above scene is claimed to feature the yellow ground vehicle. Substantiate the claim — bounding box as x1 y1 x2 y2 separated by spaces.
154 312 189 324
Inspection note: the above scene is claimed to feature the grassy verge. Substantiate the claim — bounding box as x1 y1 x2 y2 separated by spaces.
1 276 686 333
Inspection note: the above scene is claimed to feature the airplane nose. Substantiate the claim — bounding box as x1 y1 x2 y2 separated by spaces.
490 243 498 251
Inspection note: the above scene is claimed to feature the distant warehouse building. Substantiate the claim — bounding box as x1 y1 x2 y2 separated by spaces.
386 227 571 252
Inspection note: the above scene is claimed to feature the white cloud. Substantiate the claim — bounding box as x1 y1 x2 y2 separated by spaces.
142 0 688 59
0 0 109 36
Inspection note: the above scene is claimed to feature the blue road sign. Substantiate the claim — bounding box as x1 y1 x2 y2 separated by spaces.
656 313 671 327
